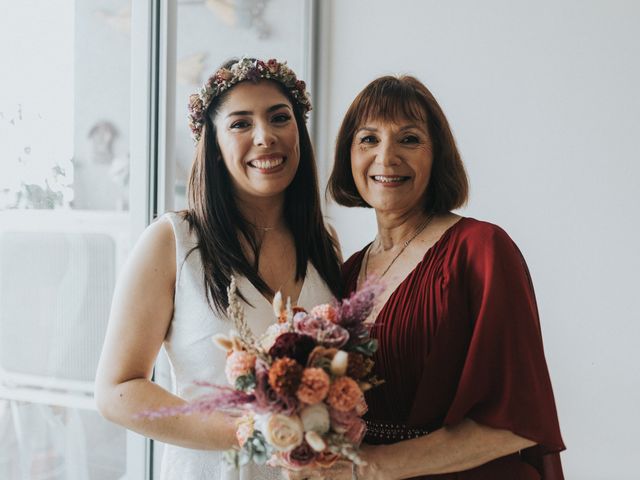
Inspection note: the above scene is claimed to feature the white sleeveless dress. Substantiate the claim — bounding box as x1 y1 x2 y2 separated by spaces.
159 212 335 480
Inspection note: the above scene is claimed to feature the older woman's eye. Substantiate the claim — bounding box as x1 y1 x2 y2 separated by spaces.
272 113 292 123
359 135 378 144
401 135 420 144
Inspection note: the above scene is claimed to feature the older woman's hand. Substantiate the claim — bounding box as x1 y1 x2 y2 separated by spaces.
281 446 392 480
352 444 391 480
281 459 355 480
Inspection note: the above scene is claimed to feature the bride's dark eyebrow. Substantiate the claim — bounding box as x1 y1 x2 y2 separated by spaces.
226 103 291 118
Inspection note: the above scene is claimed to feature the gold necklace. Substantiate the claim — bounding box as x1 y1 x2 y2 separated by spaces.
252 224 276 233
363 214 435 279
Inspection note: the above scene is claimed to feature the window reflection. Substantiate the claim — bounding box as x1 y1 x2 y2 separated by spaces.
0 1 132 478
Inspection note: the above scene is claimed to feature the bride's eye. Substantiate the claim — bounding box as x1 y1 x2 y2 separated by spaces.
272 113 292 124
230 120 251 129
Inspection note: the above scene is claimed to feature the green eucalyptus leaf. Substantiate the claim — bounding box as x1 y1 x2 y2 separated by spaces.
234 372 256 391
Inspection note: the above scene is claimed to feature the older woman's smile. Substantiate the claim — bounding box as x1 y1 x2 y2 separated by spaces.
371 174 411 185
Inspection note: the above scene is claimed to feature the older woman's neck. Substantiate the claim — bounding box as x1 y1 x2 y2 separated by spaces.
374 210 430 251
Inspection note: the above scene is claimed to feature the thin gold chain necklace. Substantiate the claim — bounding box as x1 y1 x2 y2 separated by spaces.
363 214 435 280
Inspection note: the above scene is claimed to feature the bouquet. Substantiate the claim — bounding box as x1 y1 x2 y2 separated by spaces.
142 277 383 471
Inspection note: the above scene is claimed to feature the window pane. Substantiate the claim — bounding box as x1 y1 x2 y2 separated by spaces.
0 1 136 478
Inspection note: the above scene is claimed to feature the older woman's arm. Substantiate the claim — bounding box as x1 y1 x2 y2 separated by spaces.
357 418 535 479
283 418 535 480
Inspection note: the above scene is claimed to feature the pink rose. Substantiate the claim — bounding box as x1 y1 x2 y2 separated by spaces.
294 314 349 348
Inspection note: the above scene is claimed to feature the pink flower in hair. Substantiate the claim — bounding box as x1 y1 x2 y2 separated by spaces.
266 58 279 73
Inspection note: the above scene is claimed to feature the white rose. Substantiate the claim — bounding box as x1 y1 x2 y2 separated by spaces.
262 413 304 452
259 323 288 351
299 403 330 434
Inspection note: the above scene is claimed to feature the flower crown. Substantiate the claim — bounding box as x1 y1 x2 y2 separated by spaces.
188 57 312 143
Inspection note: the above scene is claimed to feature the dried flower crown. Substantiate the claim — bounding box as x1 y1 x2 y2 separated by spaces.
188 57 312 143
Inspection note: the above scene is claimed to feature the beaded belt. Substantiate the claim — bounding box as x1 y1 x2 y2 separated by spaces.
365 420 430 443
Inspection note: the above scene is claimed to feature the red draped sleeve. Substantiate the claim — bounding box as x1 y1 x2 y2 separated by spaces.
342 218 565 480
443 221 565 473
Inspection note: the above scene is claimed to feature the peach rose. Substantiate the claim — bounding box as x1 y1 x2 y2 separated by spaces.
296 368 330 404
327 376 362 412
224 350 256 386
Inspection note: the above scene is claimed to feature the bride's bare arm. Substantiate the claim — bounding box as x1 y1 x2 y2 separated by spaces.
94 218 237 450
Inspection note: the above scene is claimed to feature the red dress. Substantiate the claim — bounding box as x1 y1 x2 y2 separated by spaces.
342 218 566 480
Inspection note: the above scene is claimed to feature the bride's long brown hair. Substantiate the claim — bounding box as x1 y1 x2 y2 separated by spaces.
184 59 341 314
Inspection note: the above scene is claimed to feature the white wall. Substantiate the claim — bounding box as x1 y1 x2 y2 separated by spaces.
319 1 640 478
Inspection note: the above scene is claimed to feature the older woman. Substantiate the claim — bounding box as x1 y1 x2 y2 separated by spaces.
327 76 565 479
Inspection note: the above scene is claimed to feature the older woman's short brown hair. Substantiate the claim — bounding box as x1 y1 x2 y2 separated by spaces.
328 75 468 213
